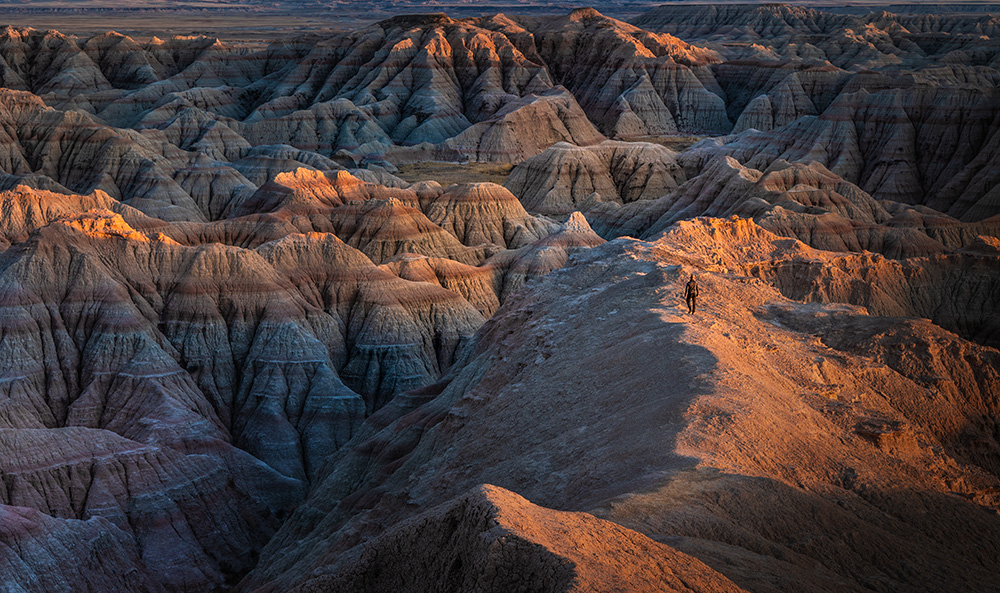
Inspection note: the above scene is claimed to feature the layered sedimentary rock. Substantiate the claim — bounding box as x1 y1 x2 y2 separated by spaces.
486 211 607 300
424 182 557 248
524 8 729 136
632 4 1000 69
429 87 606 164
240 217 1000 593
504 140 687 215
628 4 1000 219
2 6 1000 593
575 154 999 262
656 217 1000 347
0 151 615 590
0 9 997 223
0 503 162 593
380 254 500 318
0 191 593 592
0 428 291 592
679 86 1000 221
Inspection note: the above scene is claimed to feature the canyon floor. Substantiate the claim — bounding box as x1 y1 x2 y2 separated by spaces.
0 3 998 593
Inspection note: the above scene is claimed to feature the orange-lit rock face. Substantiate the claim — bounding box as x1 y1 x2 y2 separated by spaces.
0 7 996 219
242 218 1000 593
53 209 154 241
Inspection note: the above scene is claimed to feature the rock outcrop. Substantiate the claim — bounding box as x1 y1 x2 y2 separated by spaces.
486 211 607 300
0 11 997 223
0 191 598 592
1 7 999 593
0 503 163 593
424 182 557 248
631 4 1000 219
524 8 729 136
584 154 999 261
282 484 747 593
239 217 1000 593
504 140 687 215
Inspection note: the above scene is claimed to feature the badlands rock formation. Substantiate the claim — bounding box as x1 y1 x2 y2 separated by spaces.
503 140 687 215
282 484 747 593
0 174 596 592
591 155 1000 257
240 217 1000 593
0 5 998 593
630 4 1000 218
0 6 996 220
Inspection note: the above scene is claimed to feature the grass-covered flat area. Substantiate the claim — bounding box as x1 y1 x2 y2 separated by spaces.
394 162 515 187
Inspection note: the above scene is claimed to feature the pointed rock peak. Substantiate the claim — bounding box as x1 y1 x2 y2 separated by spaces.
759 159 840 190
562 211 596 234
148 36 165 45
544 211 605 248
381 196 408 209
0 88 48 111
408 180 443 192
710 155 762 182
266 231 349 250
54 209 150 242
959 235 1000 256
480 13 521 28
41 29 69 41
331 169 364 187
568 7 605 21
272 167 353 189
91 30 130 42
443 182 518 203
662 216 815 265
150 232 181 245
256 232 366 267
0 25 32 38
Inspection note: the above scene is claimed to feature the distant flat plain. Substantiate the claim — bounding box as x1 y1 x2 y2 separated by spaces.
0 1 997 38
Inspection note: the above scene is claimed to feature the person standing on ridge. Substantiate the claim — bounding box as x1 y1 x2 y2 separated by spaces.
684 274 699 314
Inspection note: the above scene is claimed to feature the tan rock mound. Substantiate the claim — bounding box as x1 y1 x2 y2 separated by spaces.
593 155 997 259
655 216 1000 347
258 233 486 410
525 8 728 136
0 207 496 589
0 427 289 593
309 198 486 265
410 87 606 164
0 186 166 249
504 140 687 215
237 168 420 216
682 86 1000 221
380 254 500 318
424 182 557 248
487 211 606 301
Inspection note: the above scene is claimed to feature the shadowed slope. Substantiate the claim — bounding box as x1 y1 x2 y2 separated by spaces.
285 484 748 593
240 217 1000 593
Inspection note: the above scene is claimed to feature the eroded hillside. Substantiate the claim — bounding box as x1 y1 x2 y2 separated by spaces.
0 5 998 593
